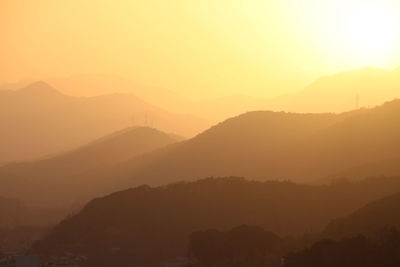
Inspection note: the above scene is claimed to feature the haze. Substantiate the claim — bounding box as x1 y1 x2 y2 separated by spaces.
2 0 400 100
2 1 400 267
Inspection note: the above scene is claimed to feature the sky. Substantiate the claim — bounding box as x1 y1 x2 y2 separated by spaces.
1 0 400 99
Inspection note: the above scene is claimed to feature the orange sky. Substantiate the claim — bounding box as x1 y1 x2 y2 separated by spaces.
1 0 400 99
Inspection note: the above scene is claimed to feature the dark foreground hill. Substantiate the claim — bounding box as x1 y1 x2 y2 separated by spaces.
324 192 400 239
33 177 400 266
283 230 400 267
282 192 400 267
182 192 400 267
0 127 181 208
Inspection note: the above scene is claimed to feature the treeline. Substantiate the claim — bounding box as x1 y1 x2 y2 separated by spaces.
32 177 400 266
185 226 400 267
185 191 400 267
284 229 400 267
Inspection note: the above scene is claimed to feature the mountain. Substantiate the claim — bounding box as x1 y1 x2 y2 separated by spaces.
283 231 400 267
288 67 400 113
192 93 293 121
284 191 400 267
332 155 400 180
45 74 188 113
189 67 400 118
189 67 400 119
6 68 400 122
86 99 400 195
0 127 181 208
0 81 208 164
45 74 280 121
3 99 400 208
33 176 400 267
324 192 400 239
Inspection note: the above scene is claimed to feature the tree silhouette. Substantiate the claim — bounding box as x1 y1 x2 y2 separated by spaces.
283 229 400 267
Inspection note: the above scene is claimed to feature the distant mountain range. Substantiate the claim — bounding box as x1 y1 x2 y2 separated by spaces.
43 74 284 121
0 81 208 163
3 68 400 121
1 68 400 164
90 99 400 191
32 176 400 266
2 99 400 208
45 74 187 113
29 68 400 116
0 127 181 208
289 67 400 112
206 67 400 115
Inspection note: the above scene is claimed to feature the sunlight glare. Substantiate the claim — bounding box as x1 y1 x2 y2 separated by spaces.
335 1 400 66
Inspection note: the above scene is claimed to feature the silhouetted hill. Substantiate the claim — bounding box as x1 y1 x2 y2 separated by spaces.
90 99 400 193
0 127 181 208
95 111 338 192
3 100 400 209
0 81 208 163
283 230 400 267
33 177 400 266
324 192 400 239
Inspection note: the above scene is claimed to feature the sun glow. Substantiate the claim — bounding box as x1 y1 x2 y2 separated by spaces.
2 0 400 97
316 0 400 68
342 3 398 63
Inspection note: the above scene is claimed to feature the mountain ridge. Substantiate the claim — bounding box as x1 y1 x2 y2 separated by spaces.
0 81 209 164
0 127 182 208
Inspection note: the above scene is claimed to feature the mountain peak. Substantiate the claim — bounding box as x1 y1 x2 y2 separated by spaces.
18 81 63 96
